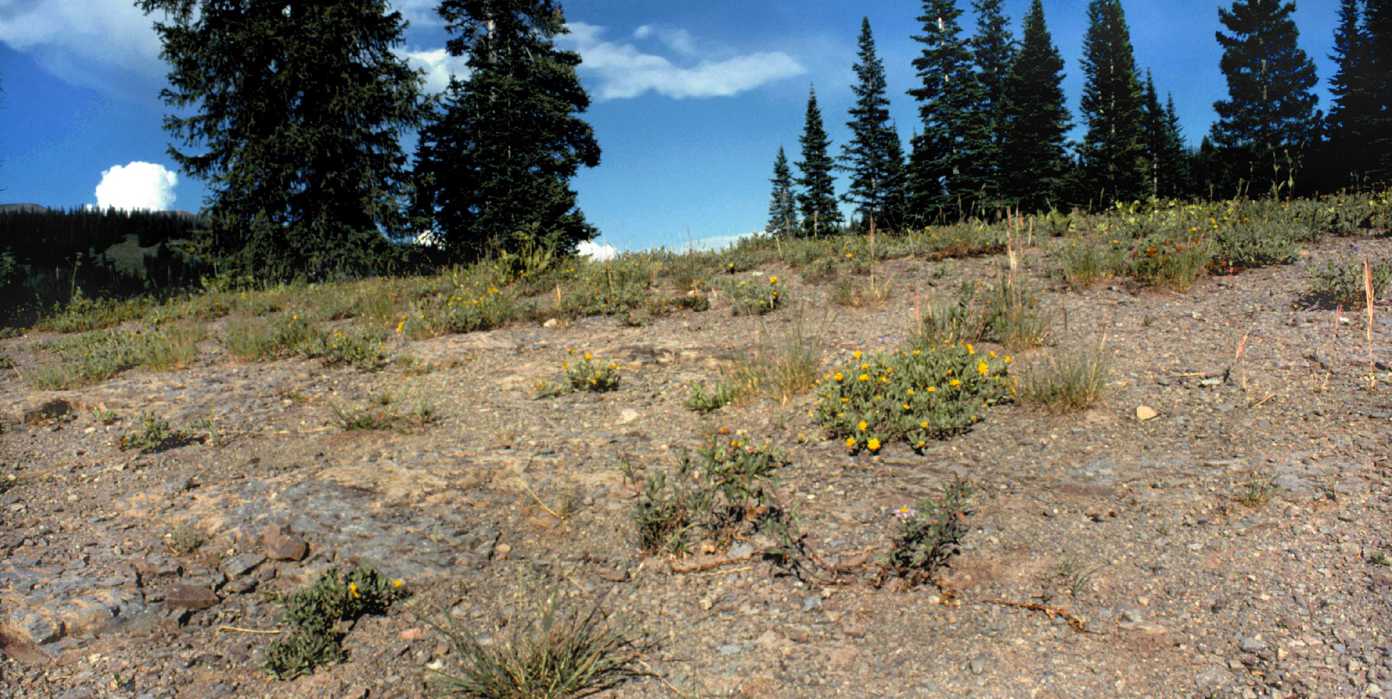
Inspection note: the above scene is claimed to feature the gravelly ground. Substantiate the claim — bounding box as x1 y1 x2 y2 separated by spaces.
2 235 1391 698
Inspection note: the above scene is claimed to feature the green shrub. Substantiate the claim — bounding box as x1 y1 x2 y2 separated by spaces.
885 479 973 585
1212 219 1300 271
1126 233 1215 291
815 343 1011 453
685 381 734 413
631 438 790 556
1057 239 1126 288
436 597 646 699
223 313 319 361
263 566 407 680
119 413 196 454
1306 257 1391 309
565 351 621 393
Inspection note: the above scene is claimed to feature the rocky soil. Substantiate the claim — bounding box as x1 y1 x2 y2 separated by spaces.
2 236 1391 698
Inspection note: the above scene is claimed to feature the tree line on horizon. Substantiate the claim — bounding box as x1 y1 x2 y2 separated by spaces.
769 0 1392 237
4 0 1391 298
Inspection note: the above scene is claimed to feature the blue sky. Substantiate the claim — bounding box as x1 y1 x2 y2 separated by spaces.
0 1 1341 250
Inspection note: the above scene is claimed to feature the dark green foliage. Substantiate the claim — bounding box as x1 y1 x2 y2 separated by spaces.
1210 0 1320 195
1078 0 1147 205
796 87 842 236
414 0 601 262
1142 74 1188 199
1163 95 1193 197
971 0 1017 205
841 18 907 231
137 0 427 282
1367 0 1392 181
999 0 1071 211
767 147 799 237
885 479 972 585
909 0 992 219
118 413 197 454
1324 0 1378 186
263 566 406 680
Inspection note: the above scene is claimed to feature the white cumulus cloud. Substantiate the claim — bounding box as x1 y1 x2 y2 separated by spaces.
577 240 618 262
562 22 805 101
94 162 179 212
399 47 469 93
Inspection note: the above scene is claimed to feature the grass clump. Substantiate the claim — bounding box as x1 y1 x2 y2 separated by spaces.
331 395 437 433
685 381 735 414
724 320 822 405
630 437 790 556
1305 257 1390 309
884 479 973 586
1234 471 1277 509
1057 239 1127 288
815 343 1011 454
298 327 388 371
565 351 621 393
118 413 197 454
912 278 1047 350
30 325 204 389
223 313 319 361
263 566 407 680
1018 343 1111 413
35 294 153 334
165 524 206 555
436 596 647 699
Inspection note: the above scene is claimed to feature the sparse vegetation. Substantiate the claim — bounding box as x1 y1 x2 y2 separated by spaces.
118 413 197 454
565 351 621 393
1305 257 1390 309
165 524 206 555
630 437 790 556
1019 343 1111 413
685 381 735 414
1235 471 1277 509
435 596 647 699
884 479 973 586
263 566 407 680
29 324 204 389
330 395 437 433
721 275 783 316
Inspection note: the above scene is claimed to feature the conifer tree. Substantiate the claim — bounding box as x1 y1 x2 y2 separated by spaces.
908 0 992 219
796 87 842 236
841 18 907 232
1141 73 1187 198
1164 94 1192 196
999 0 1070 212
971 0 1017 203
136 0 428 281
414 0 601 262
1211 0 1319 195
1078 0 1147 206
1366 0 1392 180
767 147 799 237
1325 0 1374 185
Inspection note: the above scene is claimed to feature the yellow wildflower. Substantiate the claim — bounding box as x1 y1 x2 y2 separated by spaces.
949 378 961 388
906 387 915 396
769 275 779 285
858 373 871 383
583 351 593 362
857 420 868 432
348 582 360 599
845 436 857 449
927 386 937 393
919 420 930 429
867 438 881 453
395 317 406 335
965 343 975 355
391 578 405 589
833 372 845 382
852 350 863 360
977 360 989 377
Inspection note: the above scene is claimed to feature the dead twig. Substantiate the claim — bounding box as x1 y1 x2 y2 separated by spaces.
980 598 1088 633
217 625 283 635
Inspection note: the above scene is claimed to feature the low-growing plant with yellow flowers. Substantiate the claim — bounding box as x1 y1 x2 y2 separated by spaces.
564 350 621 393
721 275 783 316
816 342 1012 453
263 565 408 680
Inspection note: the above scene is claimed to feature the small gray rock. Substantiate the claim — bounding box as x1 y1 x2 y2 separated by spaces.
1238 636 1266 653
165 584 220 610
221 553 266 579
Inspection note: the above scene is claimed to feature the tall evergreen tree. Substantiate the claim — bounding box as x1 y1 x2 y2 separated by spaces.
796 87 842 236
414 0 600 262
1078 0 1147 205
1211 0 1319 195
1366 0 1392 180
971 0 1017 203
136 0 428 281
1325 0 1375 185
1164 94 1193 196
841 18 907 231
908 0 992 219
999 0 1070 211
767 147 799 237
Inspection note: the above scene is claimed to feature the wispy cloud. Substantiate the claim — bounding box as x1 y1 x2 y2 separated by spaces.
562 23 805 101
633 25 697 57
0 0 163 98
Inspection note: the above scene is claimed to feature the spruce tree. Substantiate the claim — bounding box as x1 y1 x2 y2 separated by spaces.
971 0 1017 203
414 0 601 262
1366 0 1392 180
796 87 842 236
1325 0 1374 185
908 0 992 219
767 147 799 237
1141 73 1186 199
999 0 1070 212
1163 94 1192 197
841 18 907 232
1211 0 1319 195
136 0 428 282
1078 0 1147 206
